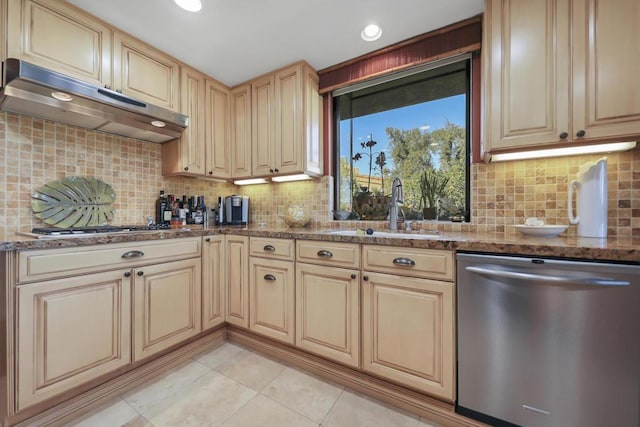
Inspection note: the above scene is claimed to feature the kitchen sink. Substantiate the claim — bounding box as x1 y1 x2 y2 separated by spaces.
322 229 442 239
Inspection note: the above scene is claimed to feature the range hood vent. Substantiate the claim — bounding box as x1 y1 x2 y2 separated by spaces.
0 58 188 143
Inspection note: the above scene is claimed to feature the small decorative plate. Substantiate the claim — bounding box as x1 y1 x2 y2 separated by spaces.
514 225 568 237
31 176 116 228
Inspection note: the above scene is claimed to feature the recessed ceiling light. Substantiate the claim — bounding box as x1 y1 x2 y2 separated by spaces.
361 24 382 42
151 120 166 128
174 0 202 12
51 91 73 102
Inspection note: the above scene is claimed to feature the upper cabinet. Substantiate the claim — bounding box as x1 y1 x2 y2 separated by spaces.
112 31 181 112
230 84 252 178
249 61 323 178
205 78 232 178
6 0 112 86
483 0 640 156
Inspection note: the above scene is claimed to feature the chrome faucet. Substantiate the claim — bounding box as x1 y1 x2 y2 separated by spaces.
389 178 404 230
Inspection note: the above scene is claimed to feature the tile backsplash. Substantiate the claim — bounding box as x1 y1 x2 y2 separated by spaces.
1 111 639 238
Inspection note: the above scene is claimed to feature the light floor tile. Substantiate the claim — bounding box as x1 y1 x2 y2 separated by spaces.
322 390 420 427
215 351 286 392
418 418 445 427
69 398 138 427
122 360 211 413
142 370 256 427
193 342 251 370
221 394 319 427
262 367 343 423
123 415 154 426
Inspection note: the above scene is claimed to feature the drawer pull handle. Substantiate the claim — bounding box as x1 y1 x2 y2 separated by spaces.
393 257 416 267
122 250 144 259
317 250 333 258
264 245 276 252
264 274 276 281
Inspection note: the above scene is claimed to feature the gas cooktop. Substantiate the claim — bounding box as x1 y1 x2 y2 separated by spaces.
18 224 171 239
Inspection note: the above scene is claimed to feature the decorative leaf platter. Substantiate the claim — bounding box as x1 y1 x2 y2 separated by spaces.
31 176 116 228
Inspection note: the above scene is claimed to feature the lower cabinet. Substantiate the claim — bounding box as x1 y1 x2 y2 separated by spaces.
295 262 360 367
202 236 226 331
225 235 249 328
133 258 202 362
361 271 455 400
16 270 132 410
249 257 295 344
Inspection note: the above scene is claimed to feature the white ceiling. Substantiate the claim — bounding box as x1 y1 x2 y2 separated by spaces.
66 0 484 87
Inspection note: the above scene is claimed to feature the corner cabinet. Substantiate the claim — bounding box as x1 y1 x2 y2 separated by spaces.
6 0 112 86
230 84 252 178
225 235 249 328
250 61 323 178
483 0 640 156
202 236 226 330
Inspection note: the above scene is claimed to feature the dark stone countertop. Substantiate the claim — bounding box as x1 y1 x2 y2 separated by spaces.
2 226 639 263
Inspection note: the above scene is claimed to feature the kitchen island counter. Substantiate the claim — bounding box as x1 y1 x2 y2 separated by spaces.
2 226 639 262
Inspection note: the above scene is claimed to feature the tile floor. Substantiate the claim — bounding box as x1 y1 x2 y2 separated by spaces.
67 342 445 427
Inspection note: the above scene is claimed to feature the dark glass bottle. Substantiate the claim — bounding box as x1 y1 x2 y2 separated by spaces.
155 190 167 224
163 195 174 224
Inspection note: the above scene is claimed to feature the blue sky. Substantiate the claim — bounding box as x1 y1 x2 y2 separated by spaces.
340 94 466 172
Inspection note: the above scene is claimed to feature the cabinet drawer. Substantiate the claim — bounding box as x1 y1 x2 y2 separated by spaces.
249 237 295 261
18 237 201 283
296 241 360 269
362 245 454 281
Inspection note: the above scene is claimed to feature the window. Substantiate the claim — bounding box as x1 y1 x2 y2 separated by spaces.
333 56 471 222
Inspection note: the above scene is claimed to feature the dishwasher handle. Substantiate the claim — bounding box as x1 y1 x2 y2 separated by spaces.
465 265 629 287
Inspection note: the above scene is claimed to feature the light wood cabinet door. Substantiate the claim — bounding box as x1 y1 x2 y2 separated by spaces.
202 236 225 331
226 235 249 328
362 272 455 401
572 0 640 140
112 31 180 112
230 84 252 178
133 258 201 362
483 0 570 152
249 257 295 344
251 74 276 176
205 79 231 178
16 270 131 410
6 0 112 86
274 63 323 176
295 263 360 367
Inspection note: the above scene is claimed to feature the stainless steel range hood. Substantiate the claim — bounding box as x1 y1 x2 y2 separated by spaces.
0 58 188 143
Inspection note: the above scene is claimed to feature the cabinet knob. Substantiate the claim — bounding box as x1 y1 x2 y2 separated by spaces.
274 168 279 173
363 275 369 281
205 237 211 242
124 271 131 278
269 168 274 173
116 88 123 94
208 171 213 175
576 130 586 138
264 274 276 281
559 132 569 139
184 166 189 171
350 273 356 279
137 271 144 276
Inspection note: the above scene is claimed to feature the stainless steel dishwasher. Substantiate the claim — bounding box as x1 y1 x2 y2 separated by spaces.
456 253 640 427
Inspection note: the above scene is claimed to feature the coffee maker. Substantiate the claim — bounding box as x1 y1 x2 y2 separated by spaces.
225 195 249 225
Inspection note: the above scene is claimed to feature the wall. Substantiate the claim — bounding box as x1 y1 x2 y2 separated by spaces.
1 111 638 238
0 112 236 236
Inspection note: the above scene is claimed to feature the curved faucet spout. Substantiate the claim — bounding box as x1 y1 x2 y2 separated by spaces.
389 178 404 230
